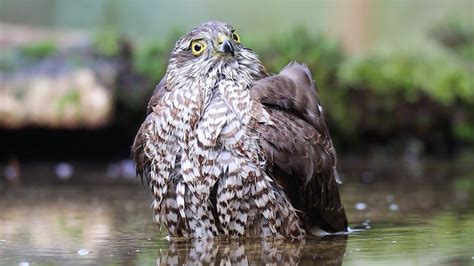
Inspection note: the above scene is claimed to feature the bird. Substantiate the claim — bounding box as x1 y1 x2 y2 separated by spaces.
132 21 347 239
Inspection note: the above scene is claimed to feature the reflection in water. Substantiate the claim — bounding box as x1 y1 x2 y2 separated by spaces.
0 157 473 265
156 236 347 265
0 189 113 262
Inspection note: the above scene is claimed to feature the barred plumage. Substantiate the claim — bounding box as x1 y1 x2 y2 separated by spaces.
132 21 347 238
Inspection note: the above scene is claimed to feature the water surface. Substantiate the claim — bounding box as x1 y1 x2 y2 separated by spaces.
1 157 473 265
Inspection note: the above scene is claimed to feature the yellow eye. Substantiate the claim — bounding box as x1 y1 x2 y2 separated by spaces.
232 32 240 43
191 40 206 56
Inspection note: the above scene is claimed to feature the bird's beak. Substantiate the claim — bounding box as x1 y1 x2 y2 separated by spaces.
216 34 234 56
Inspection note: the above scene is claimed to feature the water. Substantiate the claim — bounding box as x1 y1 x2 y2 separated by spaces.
0 157 473 265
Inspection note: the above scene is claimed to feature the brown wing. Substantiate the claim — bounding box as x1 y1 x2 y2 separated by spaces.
131 77 168 183
251 62 347 233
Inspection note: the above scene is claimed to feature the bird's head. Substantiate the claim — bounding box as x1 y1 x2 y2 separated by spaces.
165 21 267 87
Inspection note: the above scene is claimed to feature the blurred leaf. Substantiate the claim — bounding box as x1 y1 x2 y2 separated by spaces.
339 45 474 105
19 41 57 60
132 30 182 84
93 29 121 57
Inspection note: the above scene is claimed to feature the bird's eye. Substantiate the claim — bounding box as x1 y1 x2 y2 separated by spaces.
232 32 240 43
191 40 206 56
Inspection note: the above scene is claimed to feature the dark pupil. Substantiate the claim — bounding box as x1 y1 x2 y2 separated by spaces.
233 34 238 41
194 43 201 52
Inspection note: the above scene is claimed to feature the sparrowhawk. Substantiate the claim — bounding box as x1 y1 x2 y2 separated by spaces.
132 21 347 238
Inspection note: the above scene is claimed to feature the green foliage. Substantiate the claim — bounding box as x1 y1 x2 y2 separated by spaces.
337 42 474 144
339 48 473 105
133 42 168 85
454 112 474 142
459 44 474 61
132 30 183 84
19 41 57 60
428 19 474 143
57 90 81 118
0 42 57 72
430 18 474 61
93 29 121 57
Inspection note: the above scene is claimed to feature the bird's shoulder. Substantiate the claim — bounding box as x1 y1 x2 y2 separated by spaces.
250 62 347 233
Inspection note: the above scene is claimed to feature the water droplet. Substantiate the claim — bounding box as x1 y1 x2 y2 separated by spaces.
391 240 397 244
135 249 140 252
355 203 367 210
19 262 29 266
55 163 74 180
430 243 434 247
77 249 90 256
389 203 399 211
5 164 20 181
121 159 136 178
355 248 361 252
362 219 370 225
147 238 152 241
362 220 371 229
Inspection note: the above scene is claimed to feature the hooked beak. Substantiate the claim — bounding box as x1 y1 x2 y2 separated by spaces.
216 34 234 56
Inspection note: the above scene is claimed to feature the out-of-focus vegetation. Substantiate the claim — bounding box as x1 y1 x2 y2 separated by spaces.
431 19 474 61
131 30 183 85
335 19 473 150
20 41 57 60
93 29 121 58
1 18 473 155
0 38 114 128
338 47 473 144
0 41 58 71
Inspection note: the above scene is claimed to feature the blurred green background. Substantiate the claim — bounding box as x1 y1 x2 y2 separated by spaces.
0 0 473 158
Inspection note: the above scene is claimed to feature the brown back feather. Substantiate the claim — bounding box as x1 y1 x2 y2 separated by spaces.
251 62 347 233
131 77 168 184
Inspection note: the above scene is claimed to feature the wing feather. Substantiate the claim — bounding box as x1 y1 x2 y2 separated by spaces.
132 77 167 183
251 62 347 233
